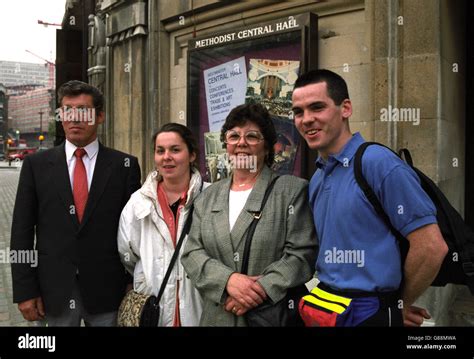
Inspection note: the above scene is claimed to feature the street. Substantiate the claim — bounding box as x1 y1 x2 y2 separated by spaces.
0 163 37 326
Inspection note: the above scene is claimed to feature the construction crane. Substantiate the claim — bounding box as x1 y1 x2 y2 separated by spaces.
25 50 55 89
38 20 61 27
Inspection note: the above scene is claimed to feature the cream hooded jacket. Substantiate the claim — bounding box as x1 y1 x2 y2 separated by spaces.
117 169 206 326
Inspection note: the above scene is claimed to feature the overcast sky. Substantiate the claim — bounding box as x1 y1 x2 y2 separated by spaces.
0 0 66 64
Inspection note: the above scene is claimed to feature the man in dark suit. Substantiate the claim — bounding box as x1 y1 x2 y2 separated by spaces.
10 80 141 326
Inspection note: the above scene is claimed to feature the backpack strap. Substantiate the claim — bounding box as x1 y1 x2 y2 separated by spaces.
353 142 409 266
398 148 413 166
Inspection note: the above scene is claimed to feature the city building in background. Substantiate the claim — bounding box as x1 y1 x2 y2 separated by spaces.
7 88 54 147
0 84 7 154
0 58 56 148
0 60 49 87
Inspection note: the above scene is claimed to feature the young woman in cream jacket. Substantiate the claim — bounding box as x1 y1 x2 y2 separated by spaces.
118 123 207 326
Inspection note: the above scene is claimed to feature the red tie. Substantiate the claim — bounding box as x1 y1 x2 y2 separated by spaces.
73 148 88 223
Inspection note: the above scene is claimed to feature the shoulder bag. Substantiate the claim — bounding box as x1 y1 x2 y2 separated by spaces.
117 203 195 327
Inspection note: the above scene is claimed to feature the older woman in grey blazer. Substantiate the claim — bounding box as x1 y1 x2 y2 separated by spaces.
181 103 317 326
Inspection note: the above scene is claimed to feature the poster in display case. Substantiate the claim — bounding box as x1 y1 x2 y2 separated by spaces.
188 13 318 182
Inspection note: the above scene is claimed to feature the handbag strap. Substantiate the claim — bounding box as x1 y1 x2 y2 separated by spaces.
154 181 202 305
241 176 280 275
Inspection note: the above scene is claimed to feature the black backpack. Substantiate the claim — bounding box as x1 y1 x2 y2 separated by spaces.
354 142 474 295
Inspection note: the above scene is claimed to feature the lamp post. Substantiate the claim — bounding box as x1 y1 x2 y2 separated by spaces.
6 138 13 166
39 111 44 147
39 111 43 133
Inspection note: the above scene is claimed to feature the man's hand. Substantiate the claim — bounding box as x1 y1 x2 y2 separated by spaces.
18 297 45 321
225 273 267 309
403 305 431 326
403 224 448 306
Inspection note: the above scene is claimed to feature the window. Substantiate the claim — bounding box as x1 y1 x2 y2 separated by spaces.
188 13 317 182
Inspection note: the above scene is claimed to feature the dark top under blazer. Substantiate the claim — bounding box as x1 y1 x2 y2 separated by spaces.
10 143 141 315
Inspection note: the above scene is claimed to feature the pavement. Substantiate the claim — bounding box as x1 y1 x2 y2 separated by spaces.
0 162 38 326
0 160 22 170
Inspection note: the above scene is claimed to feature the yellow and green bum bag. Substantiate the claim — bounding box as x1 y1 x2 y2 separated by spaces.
298 286 353 327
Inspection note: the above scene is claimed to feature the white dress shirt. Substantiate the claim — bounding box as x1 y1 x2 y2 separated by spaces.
65 138 99 191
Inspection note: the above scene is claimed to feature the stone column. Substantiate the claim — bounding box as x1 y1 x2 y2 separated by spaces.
373 0 470 326
101 0 148 176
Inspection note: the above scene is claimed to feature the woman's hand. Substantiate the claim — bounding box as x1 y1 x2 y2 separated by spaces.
225 273 267 309
224 296 249 316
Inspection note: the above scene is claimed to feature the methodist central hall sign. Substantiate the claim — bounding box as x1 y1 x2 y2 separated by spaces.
191 17 300 49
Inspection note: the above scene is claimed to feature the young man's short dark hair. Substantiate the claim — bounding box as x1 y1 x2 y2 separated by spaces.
294 69 350 105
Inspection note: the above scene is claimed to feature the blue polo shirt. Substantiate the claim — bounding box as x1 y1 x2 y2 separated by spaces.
309 133 437 292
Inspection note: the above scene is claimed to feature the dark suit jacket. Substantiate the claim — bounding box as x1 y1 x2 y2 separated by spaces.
10 142 141 315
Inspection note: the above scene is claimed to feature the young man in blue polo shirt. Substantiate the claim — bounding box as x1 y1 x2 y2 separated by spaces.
291 69 448 326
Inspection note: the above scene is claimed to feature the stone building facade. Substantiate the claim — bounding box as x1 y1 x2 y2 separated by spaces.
64 0 473 325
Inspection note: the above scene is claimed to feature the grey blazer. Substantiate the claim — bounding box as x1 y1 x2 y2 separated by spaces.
181 166 317 326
